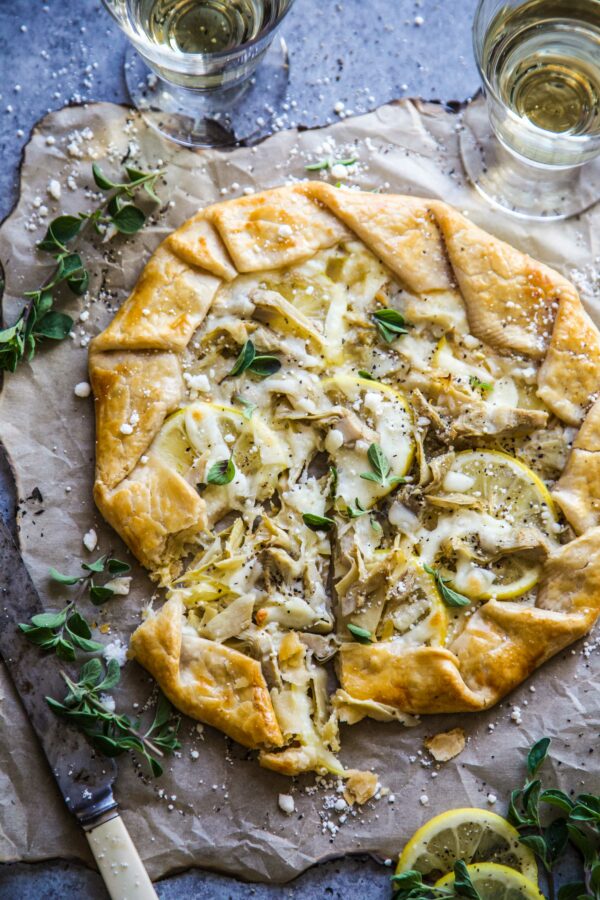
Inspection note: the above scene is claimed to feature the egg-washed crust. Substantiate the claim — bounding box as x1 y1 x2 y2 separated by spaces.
90 183 600 752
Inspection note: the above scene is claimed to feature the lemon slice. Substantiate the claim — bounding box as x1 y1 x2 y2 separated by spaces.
435 863 545 900
419 449 559 601
322 374 414 508
151 400 289 517
397 807 537 884
449 450 557 533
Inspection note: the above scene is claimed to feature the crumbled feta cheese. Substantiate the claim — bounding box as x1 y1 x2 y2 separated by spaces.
47 179 61 200
140 455 149 464
190 749 200 760
104 576 132 596
103 639 128 667
510 706 523 724
324 428 344 453
79 310 90 322
487 793 497 805
278 793 295 815
331 163 350 179
420 794 430 806
120 423 134 435
83 528 97 552
278 223 293 238
183 372 210 392
74 381 91 398
99 693 116 712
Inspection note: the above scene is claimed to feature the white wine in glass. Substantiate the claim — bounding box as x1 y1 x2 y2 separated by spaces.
102 0 295 146
462 0 600 219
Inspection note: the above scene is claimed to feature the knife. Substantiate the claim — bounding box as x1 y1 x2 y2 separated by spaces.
0 519 158 900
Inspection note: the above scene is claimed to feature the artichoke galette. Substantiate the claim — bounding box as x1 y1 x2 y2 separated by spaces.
89 183 600 779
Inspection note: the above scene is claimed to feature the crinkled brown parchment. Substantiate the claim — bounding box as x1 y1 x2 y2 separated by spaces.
0 97 599 882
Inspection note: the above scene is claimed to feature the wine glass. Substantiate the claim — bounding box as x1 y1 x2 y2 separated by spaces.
100 0 296 148
460 0 600 220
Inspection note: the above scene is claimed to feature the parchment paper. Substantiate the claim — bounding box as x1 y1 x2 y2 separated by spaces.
0 97 599 883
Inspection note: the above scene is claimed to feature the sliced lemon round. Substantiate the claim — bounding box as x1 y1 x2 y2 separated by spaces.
420 449 559 601
397 807 538 884
449 450 557 533
151 400 289 518
435 862 545 900
322 373 415 509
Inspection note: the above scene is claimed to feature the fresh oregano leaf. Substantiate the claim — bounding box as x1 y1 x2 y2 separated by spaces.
357 369 375 380
89 584 115 606
82 556 107 574
453 860 483 900
107 558 131 575
544 817 569 865
347 623 373 644
249 354 281 377
92 163 119 190
34 311 73 340
206 458 236 486
30 609 69 629
540 788 575 813
111 204 146 234
229 339 256 376
48 567 81 585
55 638 76 662
302 513 335 531
527 737 551 777
373 308 410 343
571 794 600 824
423 563 471 608
38 215 83 252
66 611 92 639
233 394 257 419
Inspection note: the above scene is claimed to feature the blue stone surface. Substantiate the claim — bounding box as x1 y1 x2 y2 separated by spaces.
0 0 478 895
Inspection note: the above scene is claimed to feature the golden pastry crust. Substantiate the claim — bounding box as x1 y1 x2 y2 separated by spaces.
90 183 600 766
90 349 184 490
129 598 283 748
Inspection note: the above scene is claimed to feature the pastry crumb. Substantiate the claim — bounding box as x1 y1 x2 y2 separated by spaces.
424 728 466 762
343 769 378 806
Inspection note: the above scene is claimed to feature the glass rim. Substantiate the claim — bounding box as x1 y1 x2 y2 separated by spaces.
103 0 295 69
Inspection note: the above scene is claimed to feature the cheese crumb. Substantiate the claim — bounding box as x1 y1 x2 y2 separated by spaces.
47 179 61 200
120 423 134 435
74 381 91 398
278 793 295 815
104 576 132 596
103 638 128 667
277 223 293 238
420 794 430 806
487 793 497 805
83 528 98 552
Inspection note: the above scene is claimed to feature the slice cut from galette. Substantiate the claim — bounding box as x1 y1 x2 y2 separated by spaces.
90 183 600 779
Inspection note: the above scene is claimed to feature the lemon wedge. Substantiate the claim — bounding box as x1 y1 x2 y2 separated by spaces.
397 807 538 884
322 373 414 508
435 862 545 900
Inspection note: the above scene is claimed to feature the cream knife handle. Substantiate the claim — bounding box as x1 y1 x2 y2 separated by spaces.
85 814 158 900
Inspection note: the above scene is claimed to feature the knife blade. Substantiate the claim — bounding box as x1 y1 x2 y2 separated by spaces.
0 518 157 898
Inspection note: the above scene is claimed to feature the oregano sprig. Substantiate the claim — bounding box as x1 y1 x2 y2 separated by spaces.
391 861 483 900
0 163 164 373
227 339 281 379
47 659 180 777
49 555 131 606
360 443 406 490
508 737 600 900
373 308 411 343
18 603 103 662
304 156 357 172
